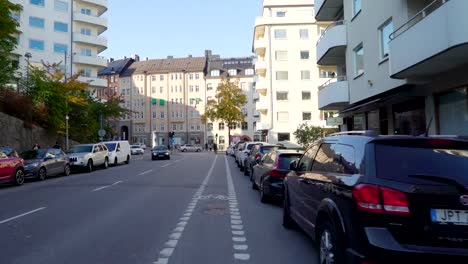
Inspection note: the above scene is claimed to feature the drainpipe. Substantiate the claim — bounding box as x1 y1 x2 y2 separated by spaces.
267 25 274 143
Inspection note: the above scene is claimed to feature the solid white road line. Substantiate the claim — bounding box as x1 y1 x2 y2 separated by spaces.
225 156 251 261
153 155 218 264
0 207 46 225
161 163 173 168
92 181 123 192
138 170 153 176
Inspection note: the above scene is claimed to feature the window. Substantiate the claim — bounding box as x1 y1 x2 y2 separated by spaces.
54 1 68 11
160 75 164 81
81 28 91 36
302 91 311 100
219 123 225 130
276 92 288 101
160 125 165 131
189 74 193 80
196 125 201 131
274 29 287 39
54 22 68 32
300 29 309 39
277 112 289 122
29 16 45 28
152 111 157 119
245 69 254 75
228 69 237 76
160 111 165 118
311 143 336 173
80 48 92 56
241 122 248 130
190 125 195 131
207 123 213 130
195 73 200 79
353 0 362 16
207 83 213 91
30 0 44 6
82 69 92 77
189 85 193 92
211 70 220 76
303 112 312 121
278 133 290 141
300 50 310 60
301 70 311 80
81 8 91 15
172 124 177 131
379 19 393 59
229 123 237 130
53 43 67 54
319 69 336 78
297 143 320 171
275 51 288 61
354 43 364 76
219 136 225 144
276 71 288 80
10 12 20 21
29 39 44 50
195 85 199 92
179 124 184 131
276 11 286 17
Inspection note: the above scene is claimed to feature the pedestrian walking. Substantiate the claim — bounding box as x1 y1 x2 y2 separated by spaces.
205 143 208 151
213 143 218 154
32 143 40 150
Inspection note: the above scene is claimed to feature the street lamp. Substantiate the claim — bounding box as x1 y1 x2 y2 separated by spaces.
24 52 32 94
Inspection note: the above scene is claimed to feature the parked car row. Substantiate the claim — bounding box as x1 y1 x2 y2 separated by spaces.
230 132 468 263
0 141 132 186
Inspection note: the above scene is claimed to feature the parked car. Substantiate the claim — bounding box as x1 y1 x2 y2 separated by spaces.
103 141 131 165
234 142 246 165
0 147 25 186
68 143 109 172
239 142 263 172
283 131 468 263
151 146 170 160
21 148 71 180
245 143 283 178
179 144 202 152
137 143 147 150
130 145 144 155
251 149 302 203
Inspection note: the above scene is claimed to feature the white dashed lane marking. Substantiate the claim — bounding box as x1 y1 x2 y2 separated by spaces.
0 207 47 225
92 181 122 192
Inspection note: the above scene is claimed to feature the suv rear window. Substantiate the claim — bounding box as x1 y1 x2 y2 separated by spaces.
375 143 468 185
278 154 302 170
261 146 278 154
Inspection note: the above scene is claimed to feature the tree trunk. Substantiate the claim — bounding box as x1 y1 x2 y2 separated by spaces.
228 126 231 146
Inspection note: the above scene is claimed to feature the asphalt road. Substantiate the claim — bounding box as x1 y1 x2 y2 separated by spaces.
0 151 318 264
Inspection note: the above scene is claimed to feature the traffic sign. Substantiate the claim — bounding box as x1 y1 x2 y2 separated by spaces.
98 129 106 137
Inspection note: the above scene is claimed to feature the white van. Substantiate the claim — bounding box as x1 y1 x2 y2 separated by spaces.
103 141 131 166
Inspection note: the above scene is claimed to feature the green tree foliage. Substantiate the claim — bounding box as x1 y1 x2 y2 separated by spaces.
293 123 324 148
0 0 22 87
201 79 247 145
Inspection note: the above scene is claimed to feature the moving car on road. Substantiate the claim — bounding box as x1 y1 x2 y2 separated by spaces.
151 146 170 160
251 149 302 203
0 146 25 186
131 145 144 155
68 143 109 172
179 144 202 152
103 141 131 165
21 148 71 180
283 131 468 263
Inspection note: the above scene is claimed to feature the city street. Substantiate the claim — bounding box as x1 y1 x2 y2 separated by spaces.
0 152 318 264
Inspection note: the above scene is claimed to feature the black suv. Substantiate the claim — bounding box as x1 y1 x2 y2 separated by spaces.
283 131 468 263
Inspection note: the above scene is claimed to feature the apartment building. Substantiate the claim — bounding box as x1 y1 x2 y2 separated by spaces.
205 54 258 150
117 55 207 146
316 0 468 136
10 0 108 92
252 0 330 144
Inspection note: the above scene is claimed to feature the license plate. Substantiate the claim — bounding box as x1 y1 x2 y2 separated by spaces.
431 209 468 225
158 154 164 157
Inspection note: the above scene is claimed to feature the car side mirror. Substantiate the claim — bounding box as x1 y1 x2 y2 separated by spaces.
289 160 298 171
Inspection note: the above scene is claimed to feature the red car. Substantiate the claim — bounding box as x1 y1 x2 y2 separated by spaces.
0 147 25 186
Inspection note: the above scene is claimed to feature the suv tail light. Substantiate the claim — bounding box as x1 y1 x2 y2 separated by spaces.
255 153 262 160
352 184 410 215
270 169 286 178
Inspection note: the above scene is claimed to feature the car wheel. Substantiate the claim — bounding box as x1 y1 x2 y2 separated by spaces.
13 168 25 186
63 164 71 176
243 165 249 176
125 155 130 164
283 188 296 229
103 158 109 169
249 167 254 181
114 158 118 166
38 167 47 181
318 221 343 264
167 156 170 160
87 159 93 173
260 180 270 203
196 149 200 152
251 177 258 190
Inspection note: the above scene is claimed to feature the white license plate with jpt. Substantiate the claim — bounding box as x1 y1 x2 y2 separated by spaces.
431 209 468 225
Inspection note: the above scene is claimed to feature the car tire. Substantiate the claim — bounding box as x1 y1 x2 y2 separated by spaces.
260 180 270 203
283 188 296 229
318 221 344 264
13 168 25 186
251 178 258 190
38 167 47 181
167 156 170 160
196 149 201 152
63 164 71 176
87 159 93 173
125 155 130 164
114 158 118 166
103 158 109 169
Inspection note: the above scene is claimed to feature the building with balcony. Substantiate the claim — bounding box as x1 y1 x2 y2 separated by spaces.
315 0 468 136
10 0 108 93
205 53 257 150
252 0 327 144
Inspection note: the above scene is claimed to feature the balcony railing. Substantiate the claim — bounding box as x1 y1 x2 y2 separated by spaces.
317 20 345 46
318 76 347 91
390 0 449 40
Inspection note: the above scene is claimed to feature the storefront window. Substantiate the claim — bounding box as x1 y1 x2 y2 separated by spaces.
438 87 468 135
393 98 426 136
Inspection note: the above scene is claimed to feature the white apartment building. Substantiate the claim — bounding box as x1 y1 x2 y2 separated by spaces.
316 0 468 135
205 55 258 150
11 0 108 92
252 0 330 144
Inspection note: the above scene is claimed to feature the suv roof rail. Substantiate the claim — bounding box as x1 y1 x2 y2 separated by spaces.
329 130 378 137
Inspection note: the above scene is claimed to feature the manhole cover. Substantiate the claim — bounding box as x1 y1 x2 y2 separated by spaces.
203 203 229 216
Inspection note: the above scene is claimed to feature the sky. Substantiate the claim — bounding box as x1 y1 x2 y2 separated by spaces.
101 0 262 60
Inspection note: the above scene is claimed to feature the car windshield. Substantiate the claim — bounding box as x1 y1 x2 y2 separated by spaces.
21 150 47 160
278 154 302 170
262 146 279 154
68 145 93 153
0 147 13 158
153 146 168 151
246 144 257 150
104 143 116 151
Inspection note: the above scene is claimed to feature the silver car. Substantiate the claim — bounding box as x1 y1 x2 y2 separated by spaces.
22 148 71 180
68 143 109 172
179 144 202 152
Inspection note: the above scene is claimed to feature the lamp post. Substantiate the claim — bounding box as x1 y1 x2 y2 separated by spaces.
24 52 32 94
63 50 69 151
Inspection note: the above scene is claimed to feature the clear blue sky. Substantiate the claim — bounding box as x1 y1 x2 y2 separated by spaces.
101 0 262 60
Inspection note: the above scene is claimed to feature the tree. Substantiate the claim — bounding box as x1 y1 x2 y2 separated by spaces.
293 123 323 148
0 0 22 87
201 79 247 145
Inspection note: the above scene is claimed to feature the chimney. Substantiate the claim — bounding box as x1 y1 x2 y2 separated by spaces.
146 57 149 61
124 56 127 59
205 50 212 58
132 54 140 62
188 55 192 58
167 56 174 59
